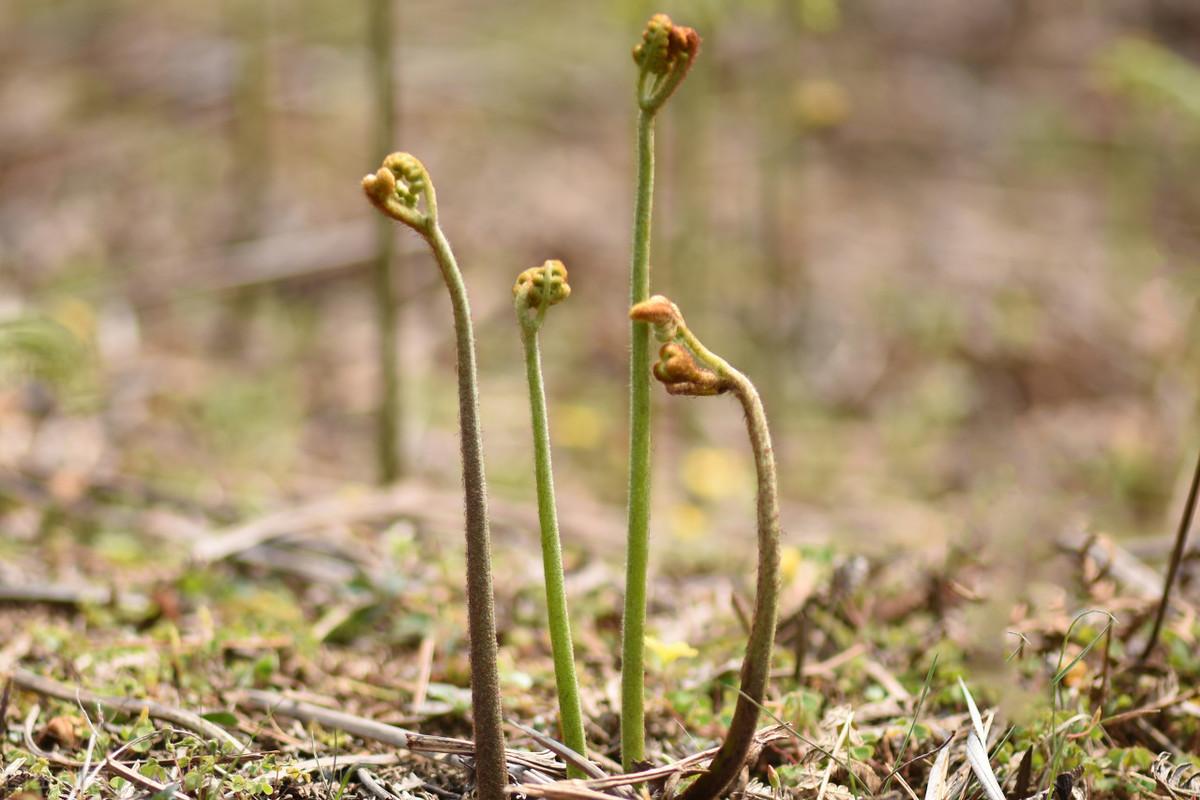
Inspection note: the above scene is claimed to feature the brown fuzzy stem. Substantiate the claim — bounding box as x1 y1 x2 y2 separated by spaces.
634 304 781 800
361 154 506 799
678 372 781 800
427 223 506 800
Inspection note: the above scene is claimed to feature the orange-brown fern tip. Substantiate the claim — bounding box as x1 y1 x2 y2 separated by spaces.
635 15 700 63
653 343 726 396
629 295 679 326
671 24 701 66
632 14 700 74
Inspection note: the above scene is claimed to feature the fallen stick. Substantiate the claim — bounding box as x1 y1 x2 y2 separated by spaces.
536 726 790 793
191 482 627 564
192 484 429 563
235 689 564 776
513 784 628 800
356 765 404 800
235 688 423 749
505 720 620 795
0 584 150 615
288 752 404 775
103 755 194 800
1057 530 1164 600
9 668 242 751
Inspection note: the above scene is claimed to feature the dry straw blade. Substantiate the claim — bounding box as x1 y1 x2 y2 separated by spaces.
958 679 1005 800
922 742 951 800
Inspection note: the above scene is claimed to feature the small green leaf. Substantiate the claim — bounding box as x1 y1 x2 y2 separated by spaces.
200 711 239 727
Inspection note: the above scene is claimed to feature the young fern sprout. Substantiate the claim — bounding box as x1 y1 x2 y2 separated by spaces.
512 261 588 774
630 295 782 800
622 13 701 770
363 153 507 800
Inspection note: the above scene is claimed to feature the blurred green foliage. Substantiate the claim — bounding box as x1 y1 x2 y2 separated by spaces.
1099 37 1200 126
0 316 87 389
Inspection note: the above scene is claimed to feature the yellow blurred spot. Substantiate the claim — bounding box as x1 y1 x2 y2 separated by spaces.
780 546 804 583
53 297 96 343
799 0 842 34
645 635 698 667
681 447 748 501
792 78 851 131
1061 657 1089 689
554 403 605 449
670 503 708 541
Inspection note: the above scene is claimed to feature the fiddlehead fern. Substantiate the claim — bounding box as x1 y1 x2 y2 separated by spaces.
513 261 588 774
621 14 701 769
630 295 782 800
363 153 507 800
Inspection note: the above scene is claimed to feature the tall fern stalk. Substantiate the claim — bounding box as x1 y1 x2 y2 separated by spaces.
630 296 782 800
368 0 403 482
621 14 700 770
362 154 506 800
513 262 588 774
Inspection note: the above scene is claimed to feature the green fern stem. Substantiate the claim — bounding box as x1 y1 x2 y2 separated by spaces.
622 13 701 769
519 320 588 775
514 262 588 776
621 108 655 772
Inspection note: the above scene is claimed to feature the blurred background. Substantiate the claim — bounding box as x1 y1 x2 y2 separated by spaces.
3 0 1200 578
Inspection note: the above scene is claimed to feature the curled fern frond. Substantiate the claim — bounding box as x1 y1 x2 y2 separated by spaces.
632 14 674 75
652 343 726 396
514 260 571 309
361 151 506 800
632 296 782 800
633 13 701 113
514 260 571 336
362 152 437 230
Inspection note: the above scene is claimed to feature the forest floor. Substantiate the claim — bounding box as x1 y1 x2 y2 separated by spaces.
4 1 1200 798
2 466 1199 800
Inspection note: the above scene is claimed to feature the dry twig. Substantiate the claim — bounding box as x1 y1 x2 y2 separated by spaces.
9 668 242 750
236 689 565 776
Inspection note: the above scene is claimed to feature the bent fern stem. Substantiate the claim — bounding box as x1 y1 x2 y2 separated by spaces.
622 14 700 770
363 154 506 800
630 296 782 800
513 261 588 775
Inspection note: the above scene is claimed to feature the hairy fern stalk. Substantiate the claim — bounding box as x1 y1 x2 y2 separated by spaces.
631 296 782 800
621 13 701 770
363 154 507 800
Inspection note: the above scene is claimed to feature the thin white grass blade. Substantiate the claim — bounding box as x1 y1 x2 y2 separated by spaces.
816 711 854 800
71 698 101 800
923 741 952 800
957 678 987 741
966 730 1005 800
3 757 27 780
894 771 921 800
